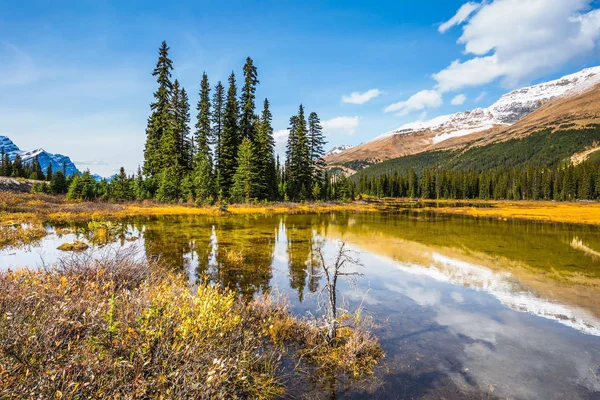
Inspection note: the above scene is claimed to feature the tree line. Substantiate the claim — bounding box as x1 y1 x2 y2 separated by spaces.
357 162 600 201
29 41 353 203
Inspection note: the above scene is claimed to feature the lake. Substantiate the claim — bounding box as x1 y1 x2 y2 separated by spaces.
2 211 600 399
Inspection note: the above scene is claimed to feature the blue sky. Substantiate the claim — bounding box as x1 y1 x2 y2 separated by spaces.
1 0 600 176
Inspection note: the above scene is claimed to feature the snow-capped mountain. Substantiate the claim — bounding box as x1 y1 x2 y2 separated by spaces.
373 66 600 145
0 135 80 176
325 145 354 156
326 66 600 168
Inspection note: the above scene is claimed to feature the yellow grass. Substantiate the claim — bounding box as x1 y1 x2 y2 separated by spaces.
421 200 600 225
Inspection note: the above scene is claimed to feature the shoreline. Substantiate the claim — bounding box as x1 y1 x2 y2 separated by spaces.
2 192 600 227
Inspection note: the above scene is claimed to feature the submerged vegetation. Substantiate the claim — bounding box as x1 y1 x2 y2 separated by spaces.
0 248 383 398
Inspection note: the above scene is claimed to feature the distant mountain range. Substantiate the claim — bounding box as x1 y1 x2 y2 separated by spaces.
0 135 80 177
326 66 600 174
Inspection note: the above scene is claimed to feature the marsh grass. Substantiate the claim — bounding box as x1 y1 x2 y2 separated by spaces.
0 248 383 398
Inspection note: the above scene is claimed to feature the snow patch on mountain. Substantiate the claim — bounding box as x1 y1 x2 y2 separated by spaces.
0 135 80 176
326 145 354 156
374 66 600 145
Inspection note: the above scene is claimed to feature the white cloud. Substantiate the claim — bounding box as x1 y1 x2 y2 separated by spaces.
342 88 381 104
434 0 600 92
451 94 467 105
439 2 481 33
475 91 487 102
384 90 442 116
321 116 360 135
274 129 289 153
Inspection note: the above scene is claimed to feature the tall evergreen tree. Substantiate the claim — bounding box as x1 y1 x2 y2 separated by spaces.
219 72 240 197
143 41 174 178
193 72 215 203
45 163 53 181
177 86 192 170
240 57 259 143
286 105 311 200
307 112 327 198
230 138 258 203
111 167 133 201
195 73 212 159
11 154 23 178
212 81 226 192
255 98 276 200
285 115 299 200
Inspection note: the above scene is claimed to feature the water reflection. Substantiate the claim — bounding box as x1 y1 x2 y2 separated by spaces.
3 212 600 398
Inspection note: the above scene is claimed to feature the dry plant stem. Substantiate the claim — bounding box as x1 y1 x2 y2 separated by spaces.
315 241 364 344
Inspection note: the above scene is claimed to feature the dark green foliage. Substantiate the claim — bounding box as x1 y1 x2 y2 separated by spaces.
50 170 68 195
230 138 259 203
0 148 11 177
110 167 134 201
354 126 600 180
254 99 276 200
357 161 600 201
285 105 312 200
240 57 259 143
308 112 327 197
176 86 193 171
45 163 52 182
143 41 174 178
11 154 23 178
66 171 97 201
219 72 240 196
212 81 226 193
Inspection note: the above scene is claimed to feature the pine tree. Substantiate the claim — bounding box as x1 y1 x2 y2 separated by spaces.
284 105 313 200
111 167 133 201
308 111 327 198
230 138 258 203
143 41 174 178
50 170 67 194
195 73 212 160
178 86 193 171
133 166 147 200
193 72 215 203
255 98 276 200
285 115 299 199
46 163 53 181
240 57 259 143
212 81 225 193
219 72 240 197
0 147 10 177
11 154 23 178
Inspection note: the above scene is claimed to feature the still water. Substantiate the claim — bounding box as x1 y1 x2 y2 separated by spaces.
2 212 600 399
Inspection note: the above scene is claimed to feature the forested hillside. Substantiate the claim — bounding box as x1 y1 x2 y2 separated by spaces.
352 126 600 179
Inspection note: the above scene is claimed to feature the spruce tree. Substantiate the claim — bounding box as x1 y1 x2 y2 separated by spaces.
46 163 53 181
111 167 133 201
240 57 259 143
11 154 23 178
50 170 67 194
308 112 327 198
133 166 147 199
195 73 212 159
177 86 192 171
287 105 311 200
255 98 276 200
285 115 299 199
230 138 258 203
193 72 215 203
143 41 174 178
219 72 240 197
212 81 225 192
